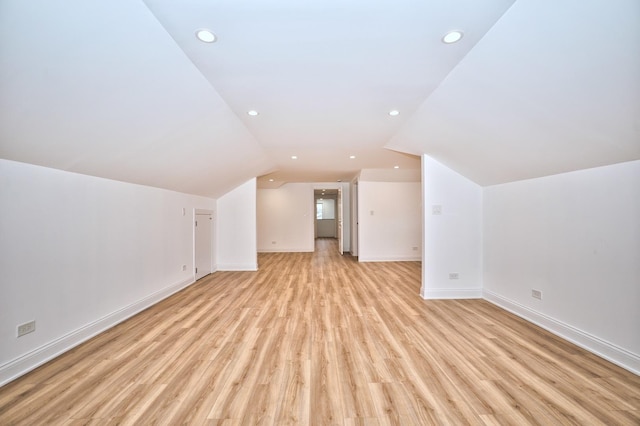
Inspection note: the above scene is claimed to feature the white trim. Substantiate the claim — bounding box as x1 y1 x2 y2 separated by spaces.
258 248 314 253
358 256 421 262
421 288 483 299
0 277 195 387
483 289 640 376
217 263 258 271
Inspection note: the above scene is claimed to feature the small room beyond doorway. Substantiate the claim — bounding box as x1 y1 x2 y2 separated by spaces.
314 189 338 239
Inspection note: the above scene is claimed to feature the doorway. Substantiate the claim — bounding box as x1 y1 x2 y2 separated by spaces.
314 187 344 255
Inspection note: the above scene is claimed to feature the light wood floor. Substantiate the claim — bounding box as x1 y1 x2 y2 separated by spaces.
1 239 638 425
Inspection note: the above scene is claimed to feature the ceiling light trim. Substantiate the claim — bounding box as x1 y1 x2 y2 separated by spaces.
442 30 463 44
195 29 217 43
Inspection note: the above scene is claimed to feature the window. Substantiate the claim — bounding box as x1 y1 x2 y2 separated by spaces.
316 199 335 219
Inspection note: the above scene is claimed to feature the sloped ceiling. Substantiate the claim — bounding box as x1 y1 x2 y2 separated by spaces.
1 0 638 198
387 0 640 185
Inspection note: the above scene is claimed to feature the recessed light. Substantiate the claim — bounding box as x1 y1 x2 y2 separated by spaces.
337 179 342 182
442 30 463 44
291 155 298 160
389 110 400 116
268 178 274 182
195 29 217 43
349 155 356 159
394 165 400 169
247 110 259 116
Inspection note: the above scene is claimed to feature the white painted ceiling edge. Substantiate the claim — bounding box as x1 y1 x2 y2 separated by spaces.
0 0 638 198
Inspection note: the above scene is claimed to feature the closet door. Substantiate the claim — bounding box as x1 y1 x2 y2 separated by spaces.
195 213 212 280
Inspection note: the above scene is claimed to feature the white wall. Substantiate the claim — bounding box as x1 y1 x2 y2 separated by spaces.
256 182 351 253
358 181 422 262
257 183 315 252
0 159 216 386
421 155 483 298
483 160 640 373
216 178 258 270
316 220 336 238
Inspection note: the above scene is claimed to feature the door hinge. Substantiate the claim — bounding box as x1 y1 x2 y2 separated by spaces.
195 220 198 227
195 267 198 274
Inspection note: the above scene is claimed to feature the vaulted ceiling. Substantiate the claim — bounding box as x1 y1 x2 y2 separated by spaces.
1 0 638 198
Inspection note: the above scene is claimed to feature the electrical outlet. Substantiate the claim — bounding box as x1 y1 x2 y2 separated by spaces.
182 265 187 271
532 289 542 300
432 205 442 215
412 246 418 251
272 241 277 245
17 320 36 337
449 272 459 280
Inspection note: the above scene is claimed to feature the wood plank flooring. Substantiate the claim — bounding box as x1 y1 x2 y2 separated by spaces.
1 238 638 425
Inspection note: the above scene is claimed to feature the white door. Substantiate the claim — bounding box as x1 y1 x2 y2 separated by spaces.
195 213 212 280
337 187 343 255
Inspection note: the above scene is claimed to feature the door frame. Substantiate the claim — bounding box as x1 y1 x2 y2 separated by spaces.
194 208 215 279
311 183 346 254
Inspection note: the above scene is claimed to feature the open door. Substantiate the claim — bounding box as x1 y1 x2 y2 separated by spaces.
337 187 343 255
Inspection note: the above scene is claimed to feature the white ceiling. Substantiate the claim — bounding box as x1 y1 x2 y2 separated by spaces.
1 0 638 197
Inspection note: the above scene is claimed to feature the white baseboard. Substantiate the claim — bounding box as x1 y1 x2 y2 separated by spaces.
358 255 421 262
0 277 195 387
216 263 258 271
483 289 640 376
257 248 314 253
421 288 483 299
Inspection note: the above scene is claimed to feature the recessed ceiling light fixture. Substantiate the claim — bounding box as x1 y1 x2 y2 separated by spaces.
394 165 400 169
196 29 217 43
247 110 259 116
442 30 463 44
291 155 298 160
268 178 274 182
349 155 356 159
388 110 400 116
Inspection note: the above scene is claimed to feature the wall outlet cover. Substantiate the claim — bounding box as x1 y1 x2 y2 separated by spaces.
17 320 36 337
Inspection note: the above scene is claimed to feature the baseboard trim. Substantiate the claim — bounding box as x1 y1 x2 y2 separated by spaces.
421 288 483 299
257 248 314 253
217 263 258 271
483 289 640 375
0 277 195 387
358 255 421 262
